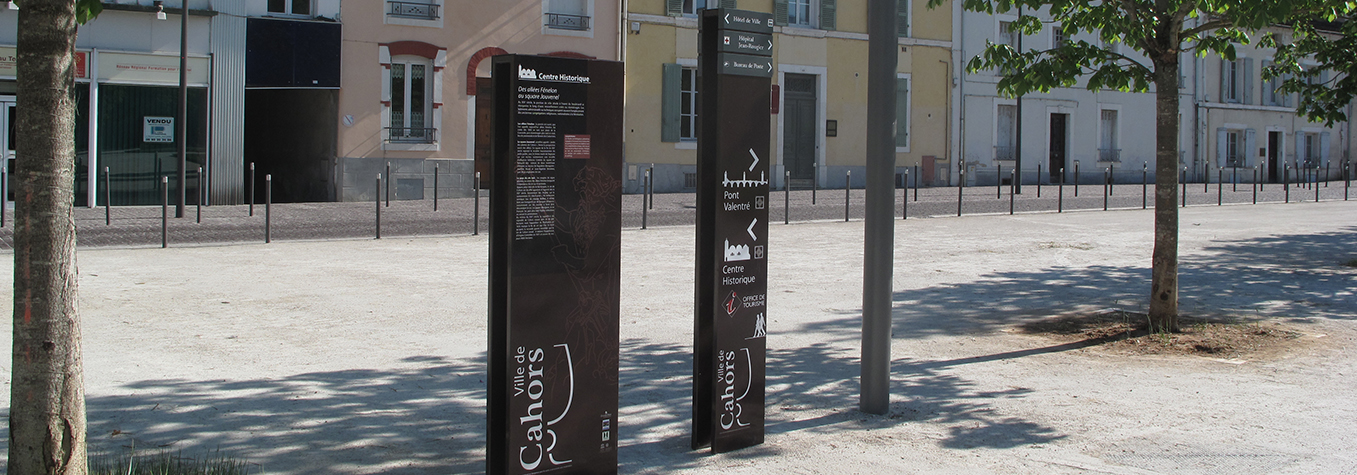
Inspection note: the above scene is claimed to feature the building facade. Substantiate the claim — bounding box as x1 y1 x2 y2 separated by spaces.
622 0 956 194
333 0 622 201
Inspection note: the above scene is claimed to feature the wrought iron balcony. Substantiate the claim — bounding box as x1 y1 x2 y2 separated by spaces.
388 1 439 20
1099 148 1121 162
545 13 590 31
386 127 437 144
993 145 1015 162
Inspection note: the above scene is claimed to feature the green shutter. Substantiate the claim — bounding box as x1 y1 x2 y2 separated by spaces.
895 78 909 148
666 0 683 16
662 63 682 143
820 0 836 31
897 0 909 37
774 0 788 26
720 0 738 8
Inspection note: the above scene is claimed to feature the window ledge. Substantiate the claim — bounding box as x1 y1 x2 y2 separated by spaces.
674 141 697 150
383 142 440 152
385 15 444 28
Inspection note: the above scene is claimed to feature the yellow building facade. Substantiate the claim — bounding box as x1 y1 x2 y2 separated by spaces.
623 0 954 193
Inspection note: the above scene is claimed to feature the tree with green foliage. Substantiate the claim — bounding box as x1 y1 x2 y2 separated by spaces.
933 0 1298 333
1261 6 1356 127
9 0 101 473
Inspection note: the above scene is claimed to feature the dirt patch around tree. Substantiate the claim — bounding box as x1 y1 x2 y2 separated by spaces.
1019 309 1317 360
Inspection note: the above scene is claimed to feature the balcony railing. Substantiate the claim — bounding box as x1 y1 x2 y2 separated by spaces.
388 1 439 20
387 127 437 144
1099 148 1121 162
993 145 1015 162
545 13 591 31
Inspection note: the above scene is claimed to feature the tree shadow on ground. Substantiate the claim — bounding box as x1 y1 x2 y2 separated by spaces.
75 355 488 474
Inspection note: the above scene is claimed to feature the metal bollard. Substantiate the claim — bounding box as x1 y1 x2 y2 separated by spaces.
1252 168 1258 204
648 166 655 210
913 164 919 202
434 164 439 211
1316 170 1321 202
903 168 910 206
375 174 382 239
784 170 791 225
1285 165 1290 203
196 166 203 223
845 170 851 222
812 163 818 204
1057 168 1064 213
1345 163 1350 201
473 172 481 236
1204 163 1210 193
249 162 256 216
1325 162 1330 187
1010 169 1016 215
902 182 908 220
385 162 392 207
1103 168 1109 211
1142 163 1148 210
265 174 272 243
1259 164 1265 192
1037 164 1042 198
104 166 112 225
1109 163 1114 196
1232 166 1237 192
1181 167 1187 207
1074 161 1080 197
958 166 964 217
1217 169 1223 206
642 171 650 230
161 176 169 248
997 163 1003 199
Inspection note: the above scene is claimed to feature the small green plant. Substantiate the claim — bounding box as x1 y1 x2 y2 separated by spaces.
90 447 254 475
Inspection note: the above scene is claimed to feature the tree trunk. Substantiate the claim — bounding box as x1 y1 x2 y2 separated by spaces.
1149 54 1180 333
9 0 88 473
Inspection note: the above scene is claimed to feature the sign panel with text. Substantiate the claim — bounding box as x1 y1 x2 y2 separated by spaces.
693 8 771 454
487 54 624 475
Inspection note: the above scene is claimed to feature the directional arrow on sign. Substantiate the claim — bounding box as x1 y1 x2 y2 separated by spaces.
748 219 758 241
747 148 760 171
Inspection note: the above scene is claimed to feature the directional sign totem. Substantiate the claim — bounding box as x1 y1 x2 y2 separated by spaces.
693 8 773 454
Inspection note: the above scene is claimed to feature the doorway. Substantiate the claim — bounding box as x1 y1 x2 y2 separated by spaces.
782 73 817 184
1268 131 1280 182
1049 113 1067 183
474 77 493 189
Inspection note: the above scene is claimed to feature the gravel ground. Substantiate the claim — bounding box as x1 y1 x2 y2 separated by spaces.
0 198 1354 474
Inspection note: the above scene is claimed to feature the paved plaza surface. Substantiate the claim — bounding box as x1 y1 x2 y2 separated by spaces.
0 196 1355 474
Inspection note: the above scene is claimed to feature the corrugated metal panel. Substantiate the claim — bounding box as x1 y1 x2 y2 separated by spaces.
209 3 246 204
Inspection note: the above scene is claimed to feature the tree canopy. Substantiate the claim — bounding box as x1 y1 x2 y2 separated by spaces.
1262 7 1357 127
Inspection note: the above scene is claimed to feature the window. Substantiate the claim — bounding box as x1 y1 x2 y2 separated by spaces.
387 1 440 21
788 0 812 26
1221 57 1252 104
1217 127 1256 168
267 0 311 16
1296 131 1327 168
774 0 834 30
389 59 433 144
1100 37 1117 55
1000 21 1019 48
680 68 698 141
545 0 591 31
1052 26 1066 50
1225 131 1241 167
995 104 1016 161
895 76 910 149
1099 109 1119 162
1263 62 1291 107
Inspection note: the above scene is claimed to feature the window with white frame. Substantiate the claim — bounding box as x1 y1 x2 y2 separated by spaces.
996 104 1016 161
1220 57 1252 104
788 0 813 26
682 0 712 15
267 0 311 16
680 68 698 141
1224 130 1242 167
389 58 433 144
1301 132 1319 167
1263 61 1286 106
1099 109 1119 162
1000 21 1019 48
1052 26 1066 49
545 0 591 31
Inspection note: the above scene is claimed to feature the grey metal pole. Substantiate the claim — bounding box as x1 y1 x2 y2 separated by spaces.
845 170 851 222
1285 165 1290 203
1103 168 1108 211
642 171 649 230
104 166 111 225
902 181 907 220
1037 164 1042 198
196 166 202 223
375 174 382 239
161 176 169 248
996 162 1002 199
385 162 392 207
1253 168 1258 204
1009 169 1016 215
1142 162 1148 210
957 166 964 217
1181 167 1187 207
473 172 481 236
860 0 897 415
1233 166 1237 192
812 163 818 204
785 170 791 224
1074 160 1080 197
1204 162 1209 193
434 164 439 211
648 166 655 210
1316 169 1320 202
1345 162 1349 200
1108 163 1114 196
1057 168 1064 213
1217 169 1222 206
265 174 272 243
176 0 188 219
249 162 255 216
913 165 919 202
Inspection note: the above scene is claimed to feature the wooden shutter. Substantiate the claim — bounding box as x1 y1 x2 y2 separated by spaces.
1296 131 1306 166
667 0 683 16
1242 58 1253 105
1216 128 1227 167
720 0 738 8
820 0 836 31
773 0 788 26
1320 131 1331 166
895 77 909 147
897 0 909 37
1245 128 1257 167
661 63 682 142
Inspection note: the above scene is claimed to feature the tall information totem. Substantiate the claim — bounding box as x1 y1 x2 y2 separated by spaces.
692 8 774 453
488 54 625 475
